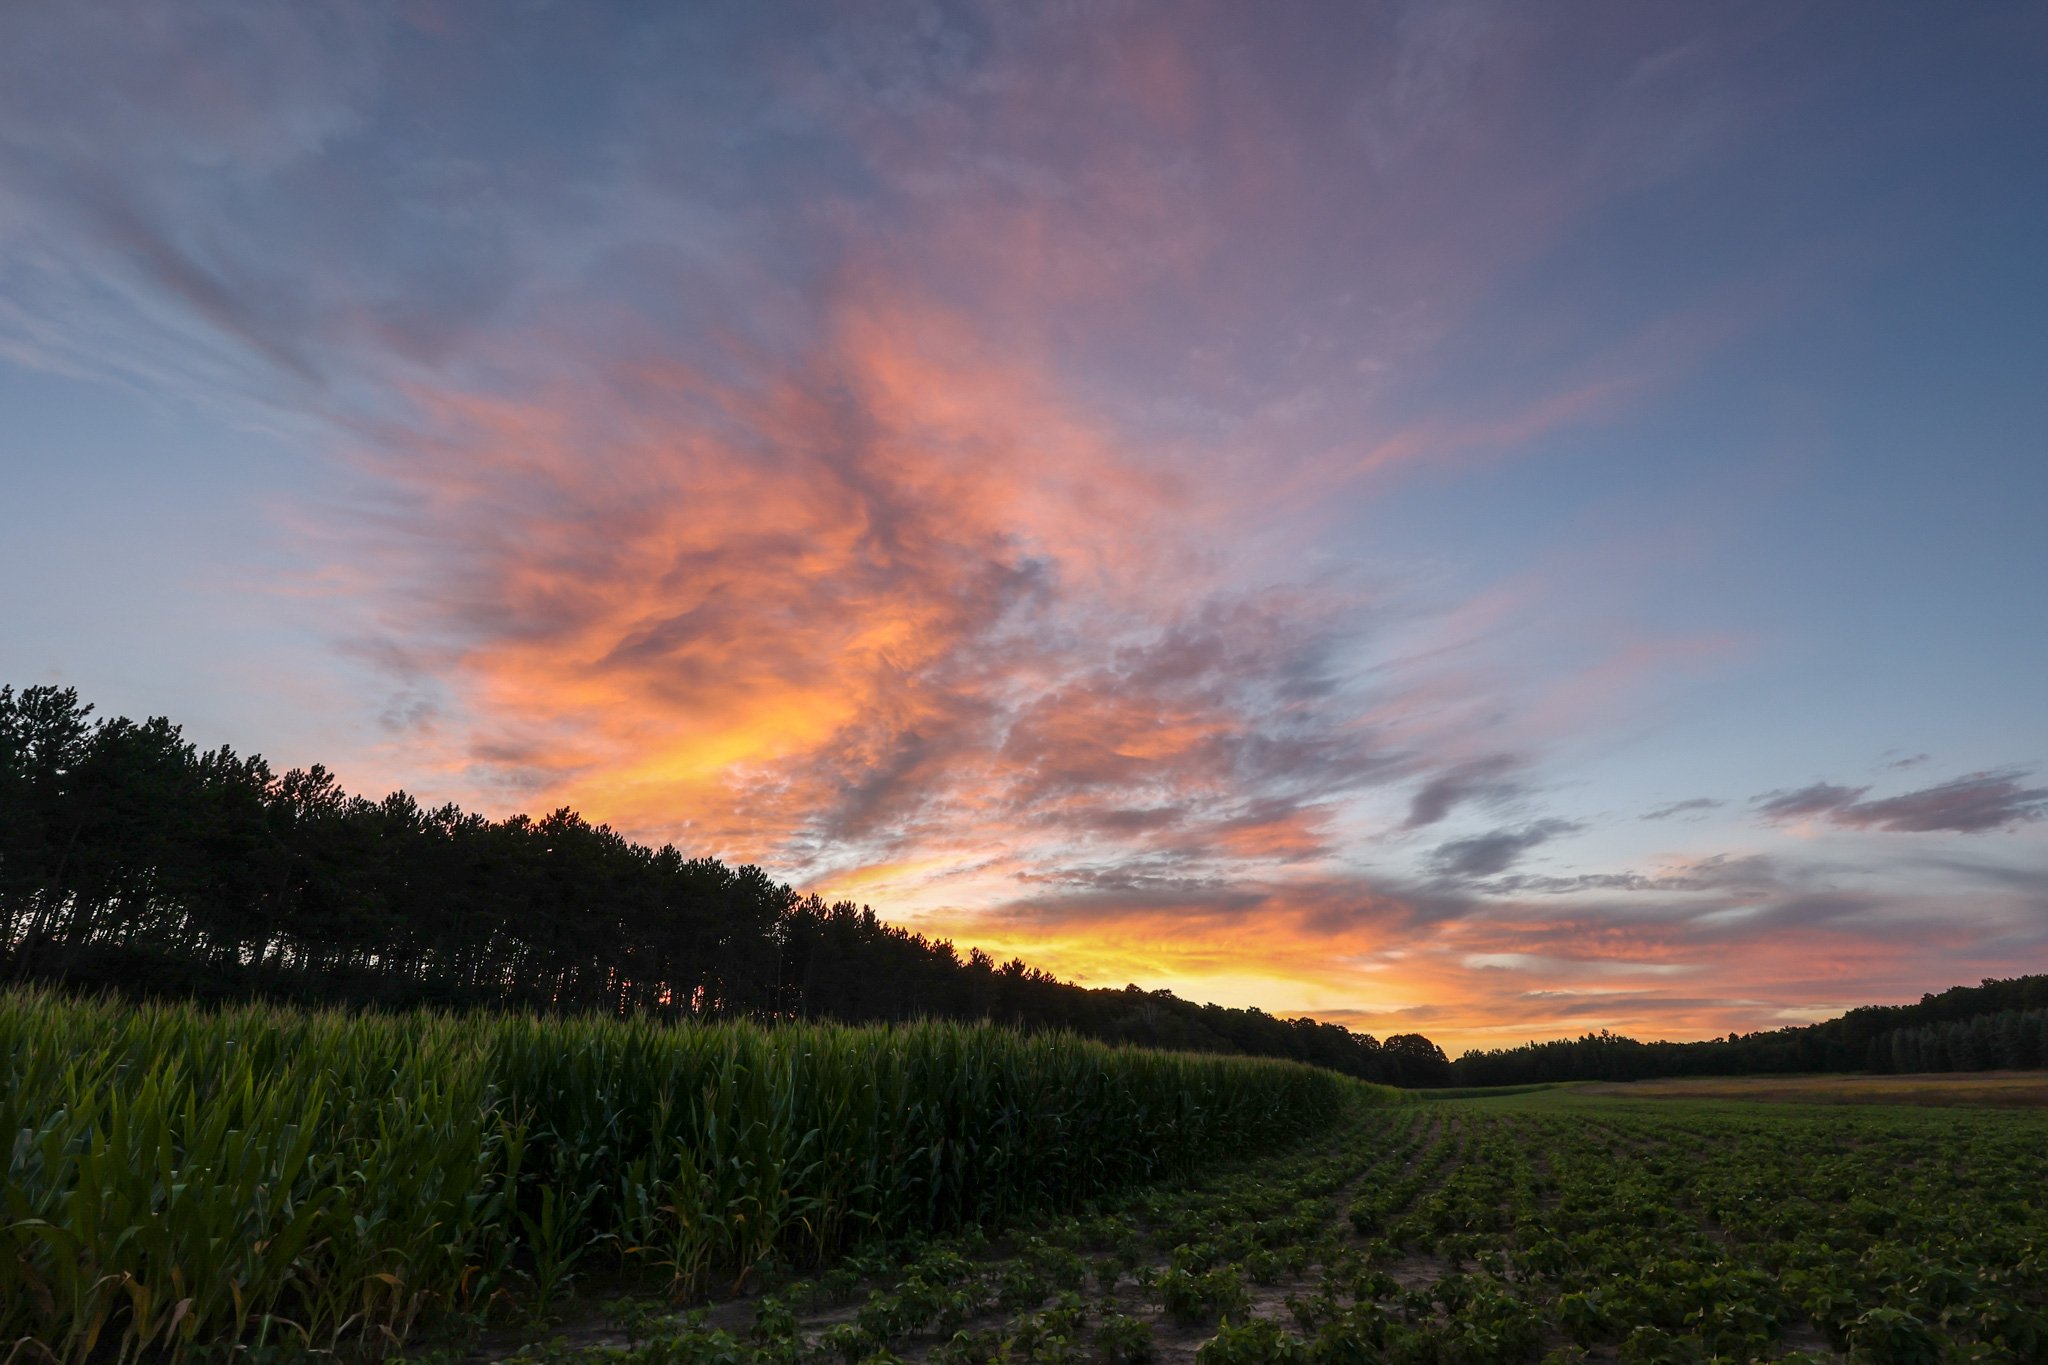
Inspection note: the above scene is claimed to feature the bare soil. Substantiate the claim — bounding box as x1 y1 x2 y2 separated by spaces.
1574 1070 2048 1107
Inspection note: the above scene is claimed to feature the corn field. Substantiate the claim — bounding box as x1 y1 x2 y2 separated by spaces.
0 990 1376 1361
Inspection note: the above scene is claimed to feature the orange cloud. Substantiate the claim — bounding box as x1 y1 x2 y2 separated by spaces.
287 2 2021 1058
343 263 1384 892
326 251 1910 1056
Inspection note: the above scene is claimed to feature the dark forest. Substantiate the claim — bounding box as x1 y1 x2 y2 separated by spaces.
0 684 1454 1085
1452 975 2048 1084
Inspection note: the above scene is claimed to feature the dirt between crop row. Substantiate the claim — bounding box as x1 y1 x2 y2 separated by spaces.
1575 1071 2048 1107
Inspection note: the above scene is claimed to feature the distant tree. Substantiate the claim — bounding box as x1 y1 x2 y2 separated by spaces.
2022 1010 2048 1069
1383 1032 1453 1087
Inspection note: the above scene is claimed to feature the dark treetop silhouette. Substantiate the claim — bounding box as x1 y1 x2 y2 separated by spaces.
0 684 1452 1086
1450 976 2048 1084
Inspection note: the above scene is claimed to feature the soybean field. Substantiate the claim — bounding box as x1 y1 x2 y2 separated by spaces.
522 1087 2048 1365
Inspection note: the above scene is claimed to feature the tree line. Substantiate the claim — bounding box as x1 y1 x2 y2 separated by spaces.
1452 975 2048 1086
0 684 1453 1086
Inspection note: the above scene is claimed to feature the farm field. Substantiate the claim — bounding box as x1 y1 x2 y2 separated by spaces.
1571 1073 2048 1109
496 1088 2048 1365
11 989 2048 1364
0 992 1357 1363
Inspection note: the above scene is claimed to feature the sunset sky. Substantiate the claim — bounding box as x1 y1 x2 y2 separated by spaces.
3 2 2045 1051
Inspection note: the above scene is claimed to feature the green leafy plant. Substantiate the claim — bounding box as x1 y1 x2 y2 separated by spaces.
1092 1310 1154 1364
1196 1317 1306 1365
1159 1266 1252 1325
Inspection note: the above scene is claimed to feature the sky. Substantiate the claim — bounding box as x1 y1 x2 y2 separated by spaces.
2 1 2045 1052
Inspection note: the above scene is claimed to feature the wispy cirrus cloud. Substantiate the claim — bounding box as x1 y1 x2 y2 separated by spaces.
1402 754 1528 829
1430 819 1583 881
1828 771 2048 834
1756 782 1871 823
1756 770 2048 834
1493 852 1782 898
1642 796 1722 821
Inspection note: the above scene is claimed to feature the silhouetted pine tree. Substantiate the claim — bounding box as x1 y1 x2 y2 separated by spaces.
0 684 1420 1083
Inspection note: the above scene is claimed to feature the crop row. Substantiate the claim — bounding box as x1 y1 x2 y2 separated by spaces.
556 1092 2048 1363
0 990 1368 1362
